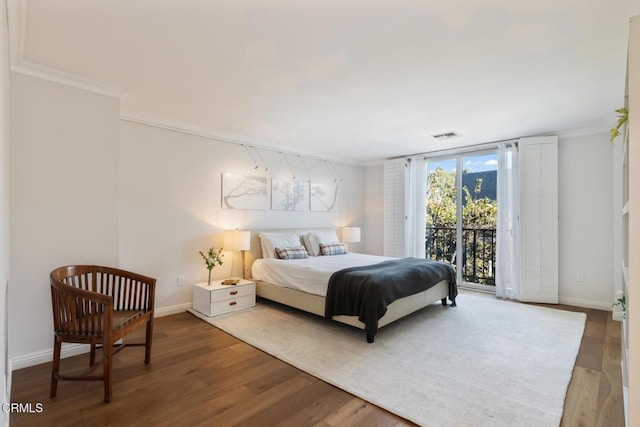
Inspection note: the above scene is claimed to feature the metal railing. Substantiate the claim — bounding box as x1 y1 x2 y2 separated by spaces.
425 226 496 285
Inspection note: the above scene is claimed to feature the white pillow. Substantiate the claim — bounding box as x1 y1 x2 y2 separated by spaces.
258 232 302 258
302 230 340 256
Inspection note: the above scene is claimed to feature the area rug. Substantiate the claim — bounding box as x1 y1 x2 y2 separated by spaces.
189 293 586 427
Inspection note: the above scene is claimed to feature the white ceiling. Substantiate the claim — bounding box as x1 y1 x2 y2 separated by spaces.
10 0 634 163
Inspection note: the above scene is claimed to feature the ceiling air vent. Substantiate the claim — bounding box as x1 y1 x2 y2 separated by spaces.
431 131 459 140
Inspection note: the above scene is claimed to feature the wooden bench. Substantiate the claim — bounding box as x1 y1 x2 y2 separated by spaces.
50 265 156 402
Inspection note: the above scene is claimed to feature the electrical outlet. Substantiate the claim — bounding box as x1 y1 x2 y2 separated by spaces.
177 275 185 287
576 272 585 283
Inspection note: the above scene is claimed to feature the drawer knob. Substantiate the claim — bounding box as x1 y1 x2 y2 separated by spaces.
230 290 238 295
229 301 237 306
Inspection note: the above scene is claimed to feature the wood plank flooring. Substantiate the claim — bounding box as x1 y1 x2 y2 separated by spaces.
10 299 624 426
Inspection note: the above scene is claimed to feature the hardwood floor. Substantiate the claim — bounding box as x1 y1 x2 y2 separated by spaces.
556 306 626 427
10 301 624 426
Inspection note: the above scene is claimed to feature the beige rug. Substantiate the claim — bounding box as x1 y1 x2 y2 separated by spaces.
189 293 586 427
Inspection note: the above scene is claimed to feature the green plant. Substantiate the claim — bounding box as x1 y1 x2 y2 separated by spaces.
613 291 626 319
610 107 628 143
199 247 224 285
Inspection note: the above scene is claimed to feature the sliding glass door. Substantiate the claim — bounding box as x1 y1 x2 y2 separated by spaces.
426 151 498 290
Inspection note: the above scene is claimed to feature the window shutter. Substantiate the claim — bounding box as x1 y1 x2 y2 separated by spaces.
519 136 558 303
383 159 408 257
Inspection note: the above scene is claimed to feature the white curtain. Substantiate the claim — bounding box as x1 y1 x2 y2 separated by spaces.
495 142 520 299
405 157 427 258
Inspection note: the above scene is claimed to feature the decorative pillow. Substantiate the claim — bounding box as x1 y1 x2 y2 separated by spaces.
258 232 302 258
303 230 340 256
275 246 309 260
319 243 347 256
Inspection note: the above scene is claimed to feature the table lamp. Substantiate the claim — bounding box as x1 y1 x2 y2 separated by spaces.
224 230 251 279
342 227 361 251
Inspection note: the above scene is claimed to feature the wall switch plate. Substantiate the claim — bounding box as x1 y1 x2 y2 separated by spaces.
177 275 185 287
576 272 585 282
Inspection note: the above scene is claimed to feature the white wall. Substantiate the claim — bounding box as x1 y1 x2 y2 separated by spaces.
364 163 384 255
10 74 120 364
364 132 615 309
613 129 623 318
0 0 11 423
119 121 365 312
557 132 614 309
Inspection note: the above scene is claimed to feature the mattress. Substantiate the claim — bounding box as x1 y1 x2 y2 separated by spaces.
251 252 393 297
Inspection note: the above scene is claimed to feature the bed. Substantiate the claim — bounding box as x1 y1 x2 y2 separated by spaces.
245 228 457 343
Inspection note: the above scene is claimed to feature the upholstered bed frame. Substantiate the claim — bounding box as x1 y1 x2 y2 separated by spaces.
244 228 450 337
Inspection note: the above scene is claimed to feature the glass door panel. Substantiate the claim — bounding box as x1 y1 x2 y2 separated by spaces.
426 159 458 268
461 153 498 286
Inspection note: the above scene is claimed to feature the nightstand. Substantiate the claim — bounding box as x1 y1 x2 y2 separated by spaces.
192 279 256 317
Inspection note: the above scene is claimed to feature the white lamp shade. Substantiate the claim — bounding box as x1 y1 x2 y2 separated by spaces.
342 227 361 243
224 230 251 251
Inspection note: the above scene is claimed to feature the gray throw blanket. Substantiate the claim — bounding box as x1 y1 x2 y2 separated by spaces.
324 257 457 337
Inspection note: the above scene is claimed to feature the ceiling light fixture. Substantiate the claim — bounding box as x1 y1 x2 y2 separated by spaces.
253 147 268 171
282 153 295 179
299 156 311 182
243 144 260 169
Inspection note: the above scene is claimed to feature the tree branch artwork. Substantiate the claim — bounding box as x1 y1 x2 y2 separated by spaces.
222 174 268 210
272 179 309 211
310 182 339 212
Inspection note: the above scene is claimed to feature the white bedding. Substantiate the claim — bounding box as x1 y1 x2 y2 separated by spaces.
251 252 394 297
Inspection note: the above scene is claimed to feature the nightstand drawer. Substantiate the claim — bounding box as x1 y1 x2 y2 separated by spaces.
211 294 255 315
210 283 255 303
192 279 256 317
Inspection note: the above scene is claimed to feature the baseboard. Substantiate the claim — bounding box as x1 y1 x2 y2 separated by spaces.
154 302 192 318
558 296 612 312
5 357 10 403
10 303 192 370
1 373 6 427
5 358 10 403
11 343 89 371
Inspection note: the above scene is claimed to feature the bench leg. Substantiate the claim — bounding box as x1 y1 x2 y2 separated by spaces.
145 319 153 364
50 338 61 398
103 339 113 403
90 343 96 367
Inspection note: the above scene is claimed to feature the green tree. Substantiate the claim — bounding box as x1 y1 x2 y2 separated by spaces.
462 177 497 228
426 168 497 285
426 168 456 227
426 168 497 228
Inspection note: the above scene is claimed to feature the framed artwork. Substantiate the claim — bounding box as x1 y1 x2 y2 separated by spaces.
271 179 309 211
309 182 338 212
221 173 268 210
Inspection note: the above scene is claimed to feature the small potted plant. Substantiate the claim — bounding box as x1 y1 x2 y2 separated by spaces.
613 290 626 319
199 247 224 286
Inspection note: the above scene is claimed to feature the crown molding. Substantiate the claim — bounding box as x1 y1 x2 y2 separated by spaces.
364 159 385 167
120 110 365 167
550 121 610 140
11 60 128 98
6 0 127 99
6 0 25 70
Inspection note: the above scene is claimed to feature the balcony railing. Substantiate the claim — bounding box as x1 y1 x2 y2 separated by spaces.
425 226 496 285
